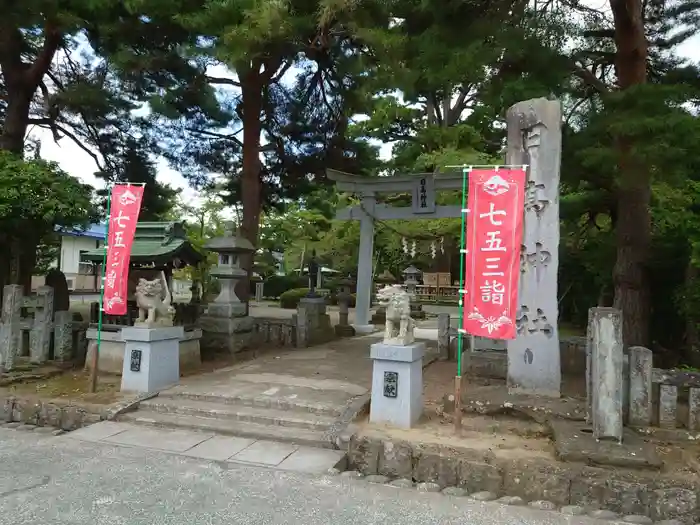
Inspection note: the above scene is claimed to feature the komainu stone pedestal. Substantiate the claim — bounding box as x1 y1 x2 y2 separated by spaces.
120 326 184 393
369 342 425 428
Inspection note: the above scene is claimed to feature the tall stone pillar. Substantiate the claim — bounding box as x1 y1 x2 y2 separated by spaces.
505 98 562 397
354 194 376 333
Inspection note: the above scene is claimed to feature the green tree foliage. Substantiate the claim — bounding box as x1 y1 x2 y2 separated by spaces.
0 151 97 292
169 190 227 298
96 141 179 221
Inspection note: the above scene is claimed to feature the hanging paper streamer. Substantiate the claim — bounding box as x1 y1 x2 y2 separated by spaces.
410 240 416 258
463 168 525 340
402 237 408 254
430 241 436 259
103 185 145 315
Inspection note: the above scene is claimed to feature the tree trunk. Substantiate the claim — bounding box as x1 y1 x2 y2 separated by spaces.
0 90 33 153
236 68 264 302
609 0 650 347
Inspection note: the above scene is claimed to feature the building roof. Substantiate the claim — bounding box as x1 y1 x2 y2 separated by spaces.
57 223 106 240
80 221 204 267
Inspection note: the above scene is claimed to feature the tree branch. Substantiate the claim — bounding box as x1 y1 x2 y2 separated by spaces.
572 63 612 93
270 60 294 84
185 127 244 148
47 123 106 171
27 21 62 85
206 76 241 87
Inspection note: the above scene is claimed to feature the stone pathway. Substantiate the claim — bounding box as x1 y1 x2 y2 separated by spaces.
64 421 345 474
118 334 438 448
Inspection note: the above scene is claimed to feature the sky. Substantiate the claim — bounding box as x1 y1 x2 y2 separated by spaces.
29 30 700 207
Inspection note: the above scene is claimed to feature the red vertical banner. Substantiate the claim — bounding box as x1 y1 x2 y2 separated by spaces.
463 168 526 339
103 185 144 315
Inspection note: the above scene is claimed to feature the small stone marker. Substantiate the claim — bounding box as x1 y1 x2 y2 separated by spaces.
437 313 450 361
29 285 54 364
589 307 623 442
688 387 700 431
53 310 73 362
628 346 653 427
658 384 678 429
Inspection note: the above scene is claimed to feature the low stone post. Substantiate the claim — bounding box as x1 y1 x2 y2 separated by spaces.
0 285 23 371
296 296 333 346
658 384 678 428
53 310 73 363
628 346 653 427
438 313 450 361
589 307 623 442
30 286 54 364
335 292 355 337
296 307 309 348
688 388 700 431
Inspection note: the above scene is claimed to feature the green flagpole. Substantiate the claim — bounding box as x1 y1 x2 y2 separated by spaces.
89 185 112 393
454 165 470 433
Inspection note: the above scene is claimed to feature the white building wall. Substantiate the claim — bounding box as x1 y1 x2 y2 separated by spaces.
60 236 102 274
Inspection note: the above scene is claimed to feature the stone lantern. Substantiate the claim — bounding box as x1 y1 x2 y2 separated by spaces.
402 265 425 319
199 226 256 356
335 275 356 337
402 265 422 294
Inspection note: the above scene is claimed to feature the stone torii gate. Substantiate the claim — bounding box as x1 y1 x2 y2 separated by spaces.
326 169 464 333
329 97 563 397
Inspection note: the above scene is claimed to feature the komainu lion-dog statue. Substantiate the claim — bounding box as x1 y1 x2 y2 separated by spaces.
376 284 415 346
134 272 175 327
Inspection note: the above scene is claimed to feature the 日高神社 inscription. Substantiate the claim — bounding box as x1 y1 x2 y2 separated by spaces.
505 98 562 397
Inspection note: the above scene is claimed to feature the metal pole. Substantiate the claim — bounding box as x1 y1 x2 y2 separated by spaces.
454 165 470 434
89 186 112 393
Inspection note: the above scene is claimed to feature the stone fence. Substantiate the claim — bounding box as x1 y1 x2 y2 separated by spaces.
251 317 297 348
627 346 700 431
0 285 86 370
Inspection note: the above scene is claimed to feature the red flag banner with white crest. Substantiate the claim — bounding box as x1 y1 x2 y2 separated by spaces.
462 168 526 340
103 185 144 315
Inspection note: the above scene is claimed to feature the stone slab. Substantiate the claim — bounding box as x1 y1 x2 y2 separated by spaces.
277 446 345 474
550 419 662 470
64 421 132 442
232 440 298 466
370 342 425 363
101 427 211 453
121 326 185 342
182 436 255 461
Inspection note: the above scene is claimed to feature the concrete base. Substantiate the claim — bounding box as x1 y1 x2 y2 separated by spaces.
369 342 425 428
352 324 376 335
86 328 202 375
120 326 184 393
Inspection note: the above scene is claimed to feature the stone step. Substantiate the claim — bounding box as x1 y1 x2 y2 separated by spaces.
138 397 339 432
158 381 358 418
119 411 335 449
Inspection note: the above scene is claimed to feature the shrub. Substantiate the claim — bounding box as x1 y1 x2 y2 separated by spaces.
280 288 309 309
263 274 306 298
